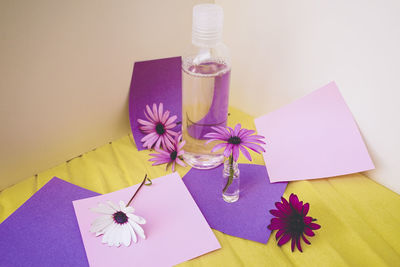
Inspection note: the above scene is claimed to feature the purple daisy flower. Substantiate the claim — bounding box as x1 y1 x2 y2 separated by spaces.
137 103 178 150
204 123 266 162
149 134 186 172
268 193 321 252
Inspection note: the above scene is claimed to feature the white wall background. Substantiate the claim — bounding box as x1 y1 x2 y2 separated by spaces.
0 0 210 190
217 0 400 194
1 0 399 194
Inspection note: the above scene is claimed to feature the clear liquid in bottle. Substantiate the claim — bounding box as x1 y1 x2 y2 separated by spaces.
182 61 230 169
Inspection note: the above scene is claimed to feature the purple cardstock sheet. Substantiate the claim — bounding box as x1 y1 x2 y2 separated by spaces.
183 164 287 243
129 57 182 150
0 177 99 267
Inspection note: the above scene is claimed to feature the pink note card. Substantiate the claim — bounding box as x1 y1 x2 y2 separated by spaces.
73 173 220 267
254 82 374 183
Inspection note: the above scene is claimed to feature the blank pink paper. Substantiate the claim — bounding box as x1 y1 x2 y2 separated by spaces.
254 82 374 183
73 173 220 267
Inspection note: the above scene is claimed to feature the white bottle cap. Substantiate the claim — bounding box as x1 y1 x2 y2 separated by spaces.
192 4 223 47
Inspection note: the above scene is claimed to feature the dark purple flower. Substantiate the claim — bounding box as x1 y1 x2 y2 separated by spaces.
268 193 321 252
204 123 265 162
137 103 178 150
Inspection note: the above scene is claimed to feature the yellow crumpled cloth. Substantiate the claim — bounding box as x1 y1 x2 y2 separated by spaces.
1 107 399 266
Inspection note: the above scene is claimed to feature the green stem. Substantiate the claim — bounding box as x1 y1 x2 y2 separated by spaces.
223 155 234 194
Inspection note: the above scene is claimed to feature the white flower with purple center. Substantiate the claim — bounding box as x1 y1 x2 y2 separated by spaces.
90 200 146 247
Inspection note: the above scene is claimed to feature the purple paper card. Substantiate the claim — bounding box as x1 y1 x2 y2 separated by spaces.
183 164 287 243
129 57 182 150
0 177 99 267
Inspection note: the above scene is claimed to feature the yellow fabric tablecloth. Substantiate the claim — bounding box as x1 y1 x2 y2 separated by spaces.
1 107 400 266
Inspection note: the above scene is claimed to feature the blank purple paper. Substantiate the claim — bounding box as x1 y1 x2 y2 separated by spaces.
129 57 182 150
0 177 99 267
254 82 375 183
183 164 287 243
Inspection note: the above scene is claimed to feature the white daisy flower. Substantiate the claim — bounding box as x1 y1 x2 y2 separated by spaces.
90 200 146 247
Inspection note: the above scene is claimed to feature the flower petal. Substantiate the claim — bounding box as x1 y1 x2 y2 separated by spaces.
291 238 296 252
121 224 131 246
95 219 114 236
232 145 240 161
165 123 177 130
123 206 134 214
276 202 291 214
112 225 122 247
118 201 127 211
158 103 163 122
211 143 228 152
278 233 292 246
129 219 146 239
178 140 186 150
268 224 282 230
165 115 177 126
310 223 321 230
304 228 315 236
304 216 313 224
171 161 176 172
281 197 291 210
151 159 171 165
141 132 157 142
275 229 285 240
233 124 241 136
155 136 162 149
102 223 116 245
107 201 120 212
302 203 310 216
289 194 300 207
241 137 266 145
239 145 252 161
268 218 285 230
146 105 156 121
302 234 311 245
205 138 223 145
296 237 303 252
226 126 234 135
143 135 158 149
161 110 170 124
90 215 113 233
127 221 137 243
91 203 115 215
127 213 146 225
270 209 285 218
137 119 154 126
223 144 233 158
210 126 230 139
242 143 265 153
163 135 174 150
152 103 159 121
176 158 186 167
238 128 255 138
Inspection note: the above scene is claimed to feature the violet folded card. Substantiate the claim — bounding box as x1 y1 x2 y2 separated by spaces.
129 57 182 150
183 164 287 243
73 173 220 267
254 81 375 183
0 177 99 267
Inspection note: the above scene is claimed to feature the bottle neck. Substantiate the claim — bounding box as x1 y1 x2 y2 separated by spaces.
192 29 222 47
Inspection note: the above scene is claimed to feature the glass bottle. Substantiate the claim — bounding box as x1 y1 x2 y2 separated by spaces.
182 4 231 169
222 159 240 203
